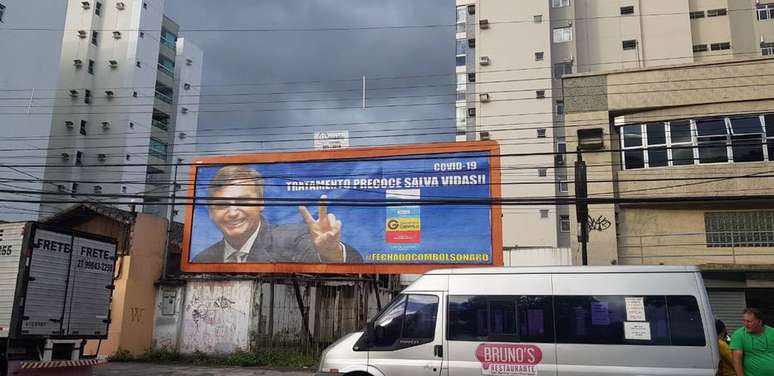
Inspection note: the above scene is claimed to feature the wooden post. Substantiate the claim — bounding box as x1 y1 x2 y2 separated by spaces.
292 278 314 345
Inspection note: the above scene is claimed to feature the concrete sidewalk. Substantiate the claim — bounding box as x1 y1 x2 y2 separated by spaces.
94 362 314 376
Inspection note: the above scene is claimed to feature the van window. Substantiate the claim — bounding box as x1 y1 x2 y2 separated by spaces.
555 295 705 346
448 295 554 343
371 294 438 349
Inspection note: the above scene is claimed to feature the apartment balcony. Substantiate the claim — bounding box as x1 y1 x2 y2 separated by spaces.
157 63 174 78
152 119 169 131
159 37 176 59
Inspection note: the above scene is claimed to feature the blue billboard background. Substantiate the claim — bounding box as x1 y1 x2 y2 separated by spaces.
189 151 493 264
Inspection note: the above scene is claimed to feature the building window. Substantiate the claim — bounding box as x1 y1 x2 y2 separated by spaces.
710 42 731 51
762 42 774 56
456 106 467 135
689 11 705 19
556 141 567 165
540 209 549 218
553 26 572 43
84 89 91 104
149 138 168 159
95 1 102 16
456 6 466 33
729 116 764 162
537 128 547 138
765 114 774 163
620 114 774 170
456 73 467 101
705 211 774 247
707 8 727 17
558 177 569 193
160 27 177 49
693 44 708 53
556 99 565 115
538 168 548 177
621 124 645 169
696 118 728 163
88 59 95 74
91 31 98 45
757 3 774 20
79 120 87 135
71 183 79 196
157 54 175 77
533 15 543 23
535 51 544 61
456 39 467 66
620 6 634 15
622 40 637 50
553 62 573 79
75 151 83 166
669 120 695 166
0 3 6 22
536 90 546 99
560 215 570 232
551 0 570 8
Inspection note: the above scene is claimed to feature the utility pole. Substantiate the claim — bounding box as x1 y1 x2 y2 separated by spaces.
574 148 589 265
160 161 179 280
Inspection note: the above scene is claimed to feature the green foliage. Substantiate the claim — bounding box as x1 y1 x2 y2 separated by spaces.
108 346 318 369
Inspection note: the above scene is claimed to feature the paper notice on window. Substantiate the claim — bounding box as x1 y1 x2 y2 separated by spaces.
591 301 610 326
625 297 646 321
624 321 651 341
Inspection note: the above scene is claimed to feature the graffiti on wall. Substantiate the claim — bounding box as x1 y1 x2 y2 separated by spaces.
180 281 253 354
587 215 612 232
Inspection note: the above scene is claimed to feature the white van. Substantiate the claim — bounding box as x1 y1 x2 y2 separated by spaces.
316 266 718 376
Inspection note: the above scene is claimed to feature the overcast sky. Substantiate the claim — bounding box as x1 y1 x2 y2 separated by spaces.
163 0 455 155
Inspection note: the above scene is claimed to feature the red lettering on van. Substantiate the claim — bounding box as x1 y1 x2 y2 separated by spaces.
476 343 542 371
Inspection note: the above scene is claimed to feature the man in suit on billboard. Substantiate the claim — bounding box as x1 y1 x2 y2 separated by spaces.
191 165 362 263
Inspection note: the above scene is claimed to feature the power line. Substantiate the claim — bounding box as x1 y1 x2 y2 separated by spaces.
3 7 766 33
0 49 769 93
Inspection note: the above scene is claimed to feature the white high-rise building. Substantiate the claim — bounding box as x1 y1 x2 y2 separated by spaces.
33 0 203 219
455 0 774 255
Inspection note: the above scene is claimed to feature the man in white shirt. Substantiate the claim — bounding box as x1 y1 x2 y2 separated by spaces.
191 165 362 264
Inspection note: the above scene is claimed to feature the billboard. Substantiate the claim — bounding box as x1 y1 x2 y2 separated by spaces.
181 141 502 274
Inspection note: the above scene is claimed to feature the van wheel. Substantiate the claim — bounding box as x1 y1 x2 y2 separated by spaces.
345 372 372 376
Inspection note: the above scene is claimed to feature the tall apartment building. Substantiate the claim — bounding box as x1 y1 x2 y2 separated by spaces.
0 0 68 221
38 0 202 220
455 0 774 253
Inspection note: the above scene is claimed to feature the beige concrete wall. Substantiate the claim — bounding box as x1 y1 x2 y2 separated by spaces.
85 214 167 356
604 58 774 112
574 0 693 71
618 208 774 265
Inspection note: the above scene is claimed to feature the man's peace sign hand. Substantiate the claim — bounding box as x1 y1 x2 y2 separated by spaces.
298 195 344 262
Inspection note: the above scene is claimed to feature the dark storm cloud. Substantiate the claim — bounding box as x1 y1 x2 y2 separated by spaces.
163 0 455 154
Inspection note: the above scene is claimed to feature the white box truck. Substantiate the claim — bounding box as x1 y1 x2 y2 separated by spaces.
0 222 117 375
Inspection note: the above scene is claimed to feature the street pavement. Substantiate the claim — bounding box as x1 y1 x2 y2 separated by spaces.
94 362 315 376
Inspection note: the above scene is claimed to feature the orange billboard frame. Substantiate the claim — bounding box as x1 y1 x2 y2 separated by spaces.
180 140 502 274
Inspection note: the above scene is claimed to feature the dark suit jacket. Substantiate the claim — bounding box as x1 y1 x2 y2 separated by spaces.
192 218 363 264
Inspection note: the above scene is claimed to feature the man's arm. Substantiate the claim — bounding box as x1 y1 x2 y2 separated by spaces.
732 350 744 376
